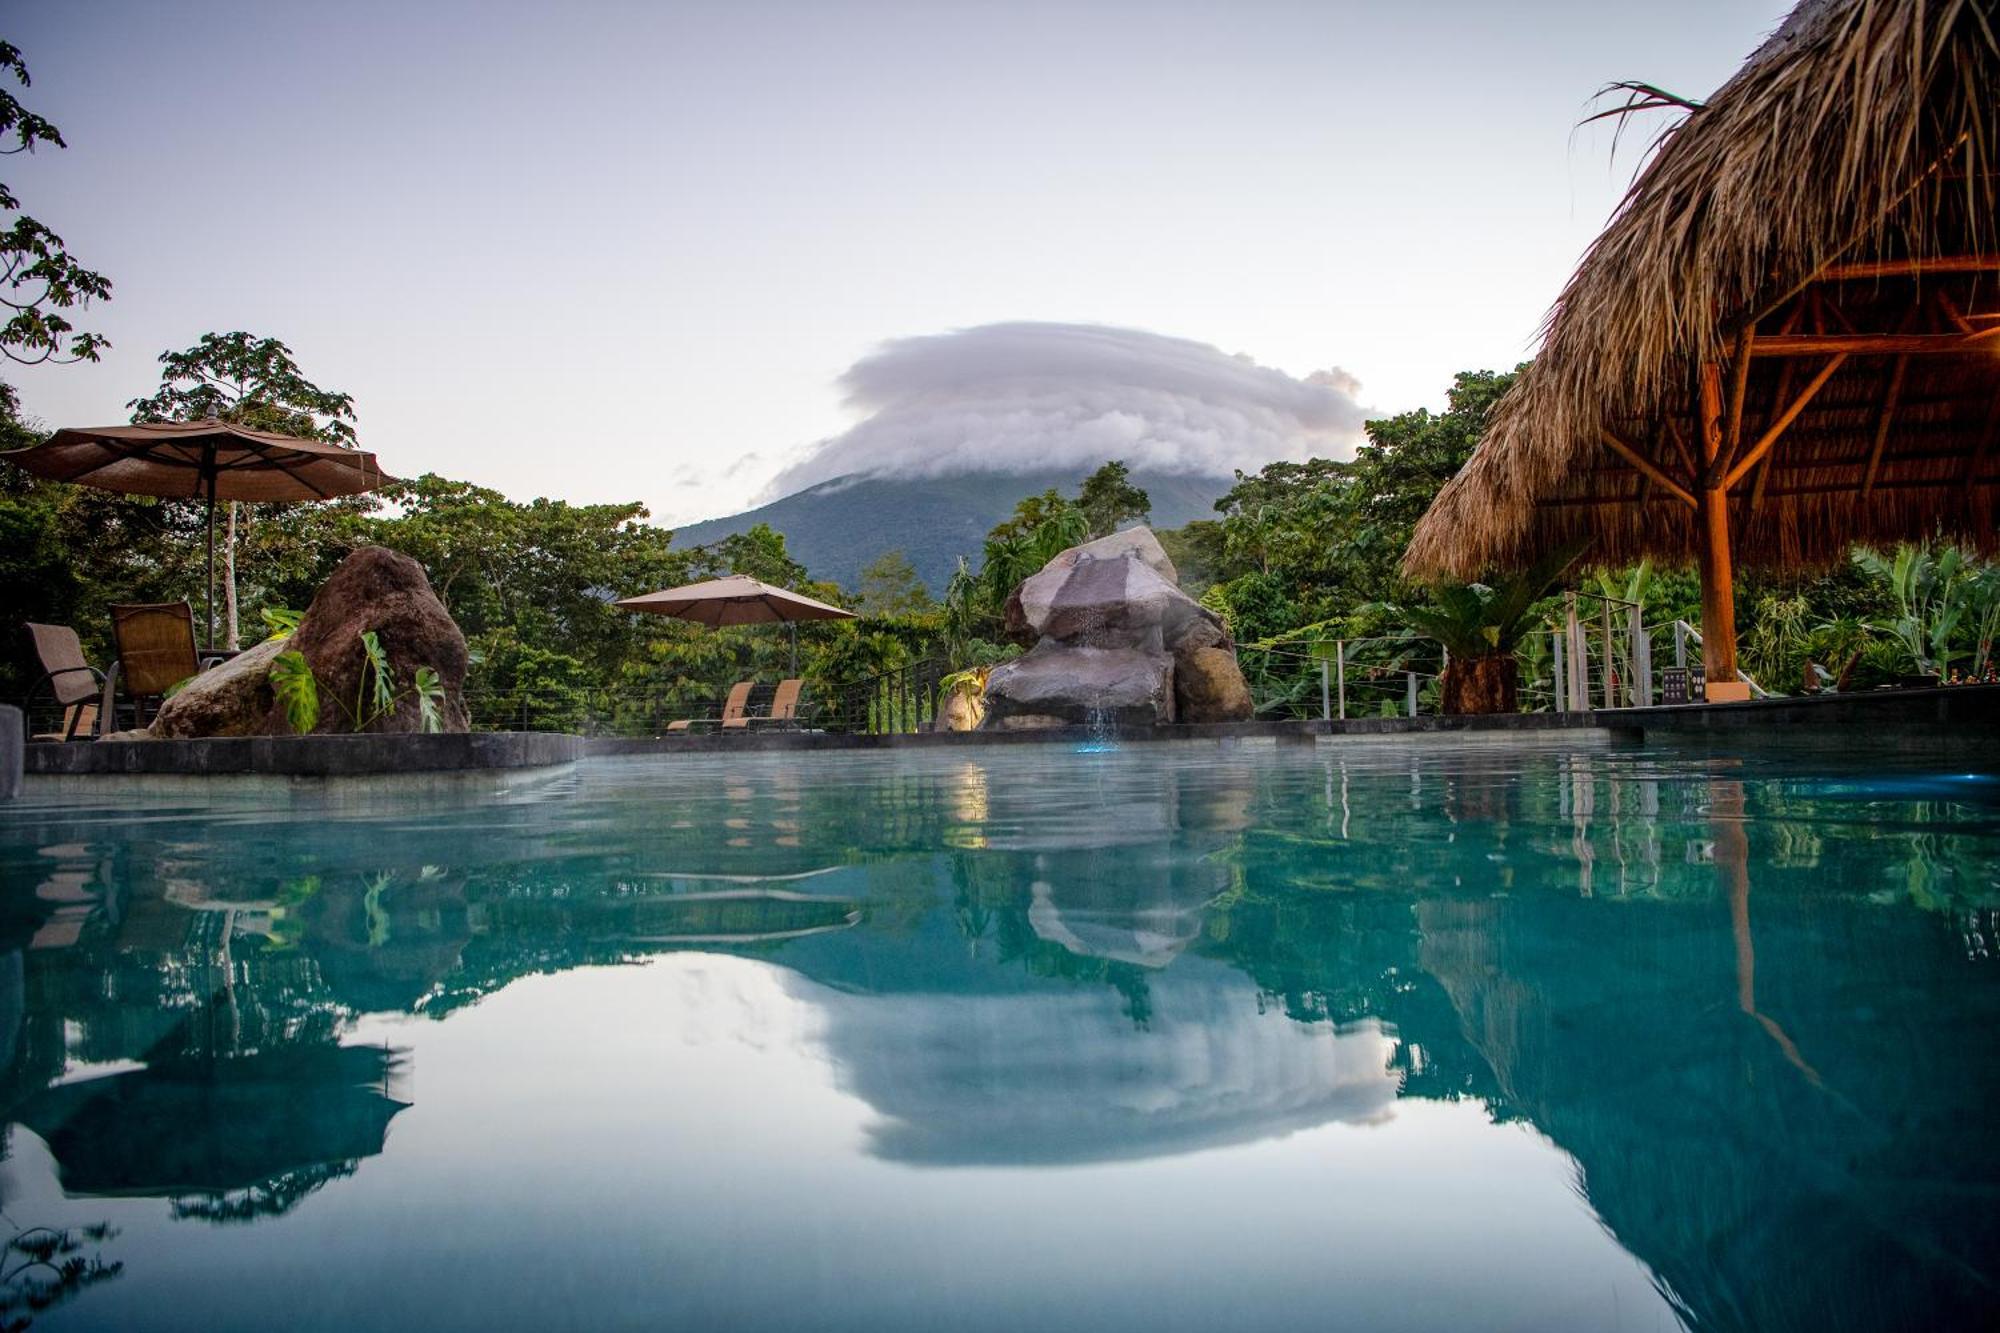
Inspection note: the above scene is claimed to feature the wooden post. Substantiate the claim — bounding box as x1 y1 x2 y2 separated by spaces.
1697 361 1740 684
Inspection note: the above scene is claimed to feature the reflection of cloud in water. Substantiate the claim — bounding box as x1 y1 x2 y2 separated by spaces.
793 957 1399 1167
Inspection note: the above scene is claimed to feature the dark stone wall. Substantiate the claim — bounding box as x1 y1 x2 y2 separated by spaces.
24 730 579 778
0 705 20 800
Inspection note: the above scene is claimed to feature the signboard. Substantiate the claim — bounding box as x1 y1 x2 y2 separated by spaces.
1660 666 1689 706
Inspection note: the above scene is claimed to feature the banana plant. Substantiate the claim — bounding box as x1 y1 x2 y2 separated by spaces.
1854 545 1968 676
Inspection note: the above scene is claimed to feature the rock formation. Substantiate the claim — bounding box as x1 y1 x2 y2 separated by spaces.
150 636 291 739
982 527 1253 729
271 546 471 735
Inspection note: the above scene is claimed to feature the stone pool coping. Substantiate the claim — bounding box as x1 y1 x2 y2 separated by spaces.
22 729 581 780
585 709 1633 755
10 684 1995 787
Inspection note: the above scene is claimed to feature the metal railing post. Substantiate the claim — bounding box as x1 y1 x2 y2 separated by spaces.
1320 656 1331 721
1564 594 1589 712
1600 601 1616 709
1552 628 1567 712
1336 640 1346 720
1674 620 1688 669
1631 607 1652 706
1406 671 1418 717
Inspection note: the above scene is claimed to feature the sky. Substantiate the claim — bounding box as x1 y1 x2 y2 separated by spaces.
6 0 1784 526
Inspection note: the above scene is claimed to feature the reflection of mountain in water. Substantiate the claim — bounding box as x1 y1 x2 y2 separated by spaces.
2 748 1997 1331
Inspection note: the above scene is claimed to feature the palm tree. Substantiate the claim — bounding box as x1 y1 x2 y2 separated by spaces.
1396 543 1583 714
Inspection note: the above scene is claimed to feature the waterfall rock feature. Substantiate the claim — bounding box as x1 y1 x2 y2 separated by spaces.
982 527 1254 728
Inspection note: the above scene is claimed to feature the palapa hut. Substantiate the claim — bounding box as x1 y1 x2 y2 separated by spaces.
1405 0 2000 691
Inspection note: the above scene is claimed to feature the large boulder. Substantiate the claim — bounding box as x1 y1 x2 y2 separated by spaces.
982 526 1249 730
267 547 471 735
983 644 1175 729
151 635 292 739
1174 645 1254 723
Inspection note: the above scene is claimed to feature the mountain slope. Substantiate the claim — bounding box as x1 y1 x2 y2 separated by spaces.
672 470 1229 592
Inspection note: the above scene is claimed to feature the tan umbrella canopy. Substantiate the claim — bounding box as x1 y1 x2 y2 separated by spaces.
4 418 390 646
616 573 855 672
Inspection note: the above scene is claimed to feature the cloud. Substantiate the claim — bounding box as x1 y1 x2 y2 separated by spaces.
761 322 1370 498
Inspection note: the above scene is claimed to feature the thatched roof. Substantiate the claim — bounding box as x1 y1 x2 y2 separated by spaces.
1407 0 2000 581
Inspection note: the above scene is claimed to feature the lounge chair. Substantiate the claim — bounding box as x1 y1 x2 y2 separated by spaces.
747 678 804 730
22 623 103 741
107 602 206 729
716 680 758 729
663 681 755 733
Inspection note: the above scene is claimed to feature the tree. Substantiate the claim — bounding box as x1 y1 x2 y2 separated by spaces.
0 41 111 413
1393 542 1584 714
128 332 358 647
1077 459 1150 538
854 549 933 617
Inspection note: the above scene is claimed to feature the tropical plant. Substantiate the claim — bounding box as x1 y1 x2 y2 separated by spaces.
269 649 319 733
1853 545 1968 676
1392 542 1583 714
265 630 445 736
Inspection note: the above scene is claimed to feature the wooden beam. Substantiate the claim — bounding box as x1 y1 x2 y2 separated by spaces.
1966 385 2000 485
1860 355 1910 497
1599 430 1697 508
1697 363 1739 684
1750 328 2000 357
1818 254 2000 281
1720 354 1848 490
1663 416 1697 477
1723 327 1754 471
1935 288 1974 333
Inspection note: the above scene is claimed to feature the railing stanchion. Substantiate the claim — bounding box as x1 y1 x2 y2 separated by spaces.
1335 640 1346 721
1406 670 1418 717
1552 628 1567 713
1320 655 1331 721
1632 607 1652 706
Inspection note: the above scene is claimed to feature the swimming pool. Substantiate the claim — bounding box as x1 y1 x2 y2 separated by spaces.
0 741 1995 1332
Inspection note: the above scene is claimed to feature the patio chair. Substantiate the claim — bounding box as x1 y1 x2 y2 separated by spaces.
107 602 205 729
747 678 804 730
22 623 103 741
715 680 759 729
664 681 755 733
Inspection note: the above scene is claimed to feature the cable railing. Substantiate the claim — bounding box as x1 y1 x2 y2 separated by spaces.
1231 590 1766 721
459 658 951 738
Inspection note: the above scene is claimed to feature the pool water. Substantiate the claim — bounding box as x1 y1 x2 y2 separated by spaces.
0 741 1996 1332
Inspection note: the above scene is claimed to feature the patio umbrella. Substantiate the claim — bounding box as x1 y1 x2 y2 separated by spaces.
2 419 390 647
615 573 855 672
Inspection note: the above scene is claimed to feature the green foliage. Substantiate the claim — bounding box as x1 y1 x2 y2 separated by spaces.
260 606 305 640
1853 544 1975 676
413 666 444 734
127 331 356 443
1076 459 1150 538
270 649 319 734
358 630 394 723
1392 544 1576 656
853 549 933 617
0 40 111 408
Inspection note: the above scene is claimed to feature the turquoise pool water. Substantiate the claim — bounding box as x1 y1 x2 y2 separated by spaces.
0 740 1996 1332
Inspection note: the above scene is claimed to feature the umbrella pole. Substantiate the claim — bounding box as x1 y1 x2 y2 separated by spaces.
204 488 217 651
